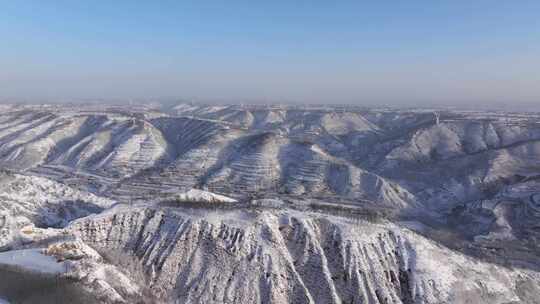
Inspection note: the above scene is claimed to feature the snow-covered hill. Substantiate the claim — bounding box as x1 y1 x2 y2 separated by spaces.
1 103 540 303
69 205 540 303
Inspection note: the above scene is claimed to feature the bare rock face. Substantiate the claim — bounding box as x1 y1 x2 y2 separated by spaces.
69 206 540 304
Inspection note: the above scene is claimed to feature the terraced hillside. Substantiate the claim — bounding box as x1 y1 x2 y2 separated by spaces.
1 103 540 303
0 105 417 207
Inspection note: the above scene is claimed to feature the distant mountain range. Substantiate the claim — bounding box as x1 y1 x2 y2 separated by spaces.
0 103 540 303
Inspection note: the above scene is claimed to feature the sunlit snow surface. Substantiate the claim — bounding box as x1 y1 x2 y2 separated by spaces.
1 103 540 303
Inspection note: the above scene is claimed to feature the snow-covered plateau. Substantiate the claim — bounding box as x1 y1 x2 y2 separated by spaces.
1 103 540 303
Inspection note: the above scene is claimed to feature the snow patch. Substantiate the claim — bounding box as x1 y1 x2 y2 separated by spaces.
0 248 66 274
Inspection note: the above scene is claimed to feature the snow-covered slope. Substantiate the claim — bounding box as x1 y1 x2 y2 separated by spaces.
2 104 540 303
170 188 237 204
69 205 540 304
0 170 114 248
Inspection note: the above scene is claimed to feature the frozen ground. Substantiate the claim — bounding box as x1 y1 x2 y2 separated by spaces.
1 103 540 303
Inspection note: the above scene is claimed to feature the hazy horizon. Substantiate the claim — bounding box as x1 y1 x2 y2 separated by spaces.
1 1 539 106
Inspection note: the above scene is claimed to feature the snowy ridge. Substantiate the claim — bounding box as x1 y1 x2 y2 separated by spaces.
171 189 237 204
2 104 540 302
69 206 540 303
0 172 114 248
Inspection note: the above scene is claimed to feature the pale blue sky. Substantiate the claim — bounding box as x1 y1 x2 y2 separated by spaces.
1 1 539 105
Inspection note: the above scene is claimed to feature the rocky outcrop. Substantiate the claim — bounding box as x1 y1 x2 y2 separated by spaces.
70 206 539 303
